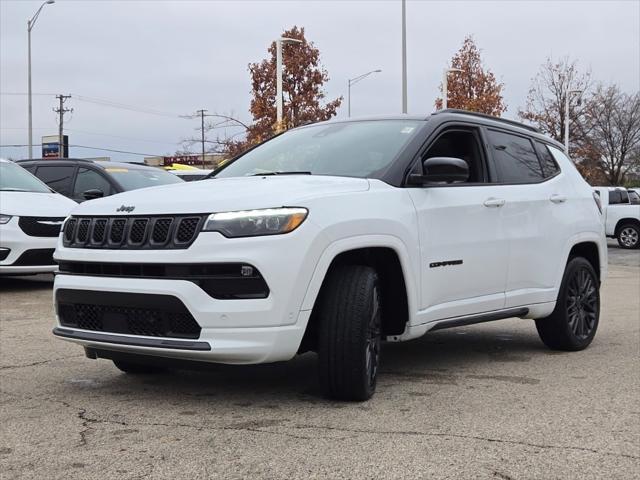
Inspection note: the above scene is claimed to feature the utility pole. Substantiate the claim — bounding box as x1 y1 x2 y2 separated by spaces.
54 94 72 158
196 109 207 168
401 0 407 114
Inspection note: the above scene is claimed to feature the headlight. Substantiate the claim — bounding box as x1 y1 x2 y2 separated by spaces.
203 207 308 238
0 214 12 225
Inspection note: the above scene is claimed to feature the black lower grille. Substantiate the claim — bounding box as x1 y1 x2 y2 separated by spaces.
19 217 65 237
57 261 269 299
13 249 56 266
63 215 204 249
56 289 201 339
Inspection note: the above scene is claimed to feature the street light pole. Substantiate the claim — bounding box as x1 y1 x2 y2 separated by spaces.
442 68 464 110
565 89 583 154
27 0 55 159
347 69 382 117
401 0 407 114
275 36 302 133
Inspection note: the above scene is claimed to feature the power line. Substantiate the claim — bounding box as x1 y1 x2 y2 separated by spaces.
0 143 162 157
1 126 179 145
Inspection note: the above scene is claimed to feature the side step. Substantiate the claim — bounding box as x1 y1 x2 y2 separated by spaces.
429 307 529 331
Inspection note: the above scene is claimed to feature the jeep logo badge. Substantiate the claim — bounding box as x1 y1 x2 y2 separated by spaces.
116 205 135 213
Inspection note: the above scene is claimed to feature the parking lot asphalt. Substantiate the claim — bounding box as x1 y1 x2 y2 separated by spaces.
1 245 639 480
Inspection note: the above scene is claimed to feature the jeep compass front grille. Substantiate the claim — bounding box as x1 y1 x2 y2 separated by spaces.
63 215 205 249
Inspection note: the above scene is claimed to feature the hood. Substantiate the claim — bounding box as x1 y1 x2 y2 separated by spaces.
0 191 77 217
70 175 370 216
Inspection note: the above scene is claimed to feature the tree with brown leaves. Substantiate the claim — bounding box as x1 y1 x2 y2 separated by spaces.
224 26 342 156
435 36 506 116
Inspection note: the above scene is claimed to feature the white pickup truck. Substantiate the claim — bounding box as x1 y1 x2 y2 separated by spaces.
593 187 640 249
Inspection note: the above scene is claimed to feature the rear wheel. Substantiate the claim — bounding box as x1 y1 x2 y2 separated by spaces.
617 223 640 249
317 265 381 401
535 257 600 351
113 360 167 374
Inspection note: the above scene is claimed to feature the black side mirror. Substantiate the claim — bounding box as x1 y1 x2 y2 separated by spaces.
83 189 104 200
408 157 469 185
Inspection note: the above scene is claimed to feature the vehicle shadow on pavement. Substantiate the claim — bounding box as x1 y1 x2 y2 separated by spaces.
0 274 53 292
69 321 549 403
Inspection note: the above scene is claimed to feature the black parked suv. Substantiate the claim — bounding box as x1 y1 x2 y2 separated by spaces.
17 159 183 202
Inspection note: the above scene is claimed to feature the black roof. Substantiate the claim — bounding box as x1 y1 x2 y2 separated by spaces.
306 109 562 150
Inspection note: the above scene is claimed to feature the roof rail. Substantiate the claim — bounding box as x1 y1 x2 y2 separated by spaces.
15 158 96 163
433 109 539 133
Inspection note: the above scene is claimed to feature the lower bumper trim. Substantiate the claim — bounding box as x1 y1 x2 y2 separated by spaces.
52 327 211 351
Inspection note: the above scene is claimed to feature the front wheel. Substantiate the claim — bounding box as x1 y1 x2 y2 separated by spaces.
535 257 600 351
617 223 640 249
317 265 381 401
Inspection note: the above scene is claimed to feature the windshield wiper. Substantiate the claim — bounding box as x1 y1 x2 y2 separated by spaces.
0 188 30 192
250 171 312 176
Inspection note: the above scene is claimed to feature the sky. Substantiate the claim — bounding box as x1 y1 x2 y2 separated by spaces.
1 0 639 162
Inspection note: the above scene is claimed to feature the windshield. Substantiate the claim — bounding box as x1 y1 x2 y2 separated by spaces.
215 120 422 179
0 162 51 193
104 166 184 191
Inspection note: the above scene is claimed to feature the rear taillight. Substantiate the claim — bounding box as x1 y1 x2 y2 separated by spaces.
593 191 603 214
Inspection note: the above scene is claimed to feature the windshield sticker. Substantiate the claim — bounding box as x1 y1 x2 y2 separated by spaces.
400 126 415 134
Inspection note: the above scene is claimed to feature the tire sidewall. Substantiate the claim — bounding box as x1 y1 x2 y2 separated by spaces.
617 224 640 249
555 257 600 349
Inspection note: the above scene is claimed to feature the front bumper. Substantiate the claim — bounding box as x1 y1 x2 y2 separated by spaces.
0 217 58 274
52 225 327 364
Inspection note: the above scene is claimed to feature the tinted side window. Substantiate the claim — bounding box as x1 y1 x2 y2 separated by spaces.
534 142 560 178
73 168 113 197
608 190 622 204
620 190 630 203
35 165 75 196
609 190 631 204
487 130 544 183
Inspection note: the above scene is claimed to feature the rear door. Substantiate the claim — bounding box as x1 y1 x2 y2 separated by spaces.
407 125 508 322
34 164 77 198
486 130 574 307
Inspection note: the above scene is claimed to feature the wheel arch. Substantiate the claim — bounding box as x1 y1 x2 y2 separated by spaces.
555 233 607 290
298 237 417 353
614 217 640 236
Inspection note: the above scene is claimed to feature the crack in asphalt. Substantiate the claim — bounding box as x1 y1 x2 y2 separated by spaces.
286 423 640 460
66 404 638 460
0 354 83 371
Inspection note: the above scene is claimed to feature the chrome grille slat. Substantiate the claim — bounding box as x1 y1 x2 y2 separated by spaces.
63 215 203 249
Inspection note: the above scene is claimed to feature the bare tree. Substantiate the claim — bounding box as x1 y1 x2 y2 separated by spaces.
580 85 640 185
179 111 248 157
519 56 592 147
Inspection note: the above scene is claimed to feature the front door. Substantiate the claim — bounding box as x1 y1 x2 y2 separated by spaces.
407 127 508 323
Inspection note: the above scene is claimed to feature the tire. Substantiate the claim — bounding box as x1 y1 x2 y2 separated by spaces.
317 265 382 401
616 223 640 249
535 257 600 351
113 360 167 374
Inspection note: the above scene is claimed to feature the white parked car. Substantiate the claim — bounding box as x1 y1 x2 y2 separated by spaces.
0 159 76 275
52 111 606 400
592 186 640 249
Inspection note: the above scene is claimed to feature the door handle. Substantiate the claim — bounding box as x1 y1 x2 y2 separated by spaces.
483 197 505 208
550 194 567 204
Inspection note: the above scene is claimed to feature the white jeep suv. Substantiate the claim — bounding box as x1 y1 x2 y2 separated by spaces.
53 110 606 400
